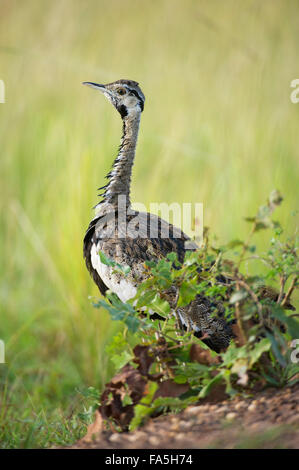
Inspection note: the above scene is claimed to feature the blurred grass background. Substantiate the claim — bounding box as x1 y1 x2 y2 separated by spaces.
0 0 298 447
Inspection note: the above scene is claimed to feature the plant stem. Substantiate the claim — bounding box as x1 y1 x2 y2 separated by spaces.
237 278 263 317
234 280 247 345
281 275 298 307
277 275 287 304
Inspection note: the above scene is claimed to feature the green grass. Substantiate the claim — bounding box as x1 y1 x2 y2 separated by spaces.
0 0 298 447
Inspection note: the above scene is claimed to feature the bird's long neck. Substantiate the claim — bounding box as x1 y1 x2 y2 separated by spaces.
99 110 141 210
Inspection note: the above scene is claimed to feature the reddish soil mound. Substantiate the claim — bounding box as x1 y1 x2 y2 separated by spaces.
69 383 299 449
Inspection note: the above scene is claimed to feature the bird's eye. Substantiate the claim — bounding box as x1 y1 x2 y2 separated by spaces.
117 88 126 95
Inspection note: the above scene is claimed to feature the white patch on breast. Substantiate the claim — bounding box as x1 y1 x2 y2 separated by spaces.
90 243 137 303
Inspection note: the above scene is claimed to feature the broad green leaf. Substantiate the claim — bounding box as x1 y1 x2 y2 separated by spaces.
111 350 134 371
150 294 170 316
177 278 198 307
249 338 271 367
129 381 158 431
133 289 156 309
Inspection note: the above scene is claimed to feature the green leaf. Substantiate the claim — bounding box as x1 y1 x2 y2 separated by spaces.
260 372 280 387
98 250 130 275
221 341 249 367
129 381 159 431
271 307 299 339
133 289 156 309
150 294 170 316
265 331 287 368
249 338 271 367
97 297 141 333
111 350 134 371
166 252 181 267
113 264 131 275
198 373 223 399
98 250 115 266
177 278 198 307
184 251 201 266
173 375 188 384
121 393 133 407
105 331 129 357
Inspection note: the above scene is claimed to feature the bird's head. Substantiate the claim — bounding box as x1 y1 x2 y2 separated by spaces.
82 79 145 118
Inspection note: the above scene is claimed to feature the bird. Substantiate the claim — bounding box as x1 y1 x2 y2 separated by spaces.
82 79 233 353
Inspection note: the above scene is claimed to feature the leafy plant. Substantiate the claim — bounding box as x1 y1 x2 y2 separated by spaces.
96 191 299 431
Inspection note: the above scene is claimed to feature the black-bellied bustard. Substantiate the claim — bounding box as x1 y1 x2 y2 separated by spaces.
82 79 232 352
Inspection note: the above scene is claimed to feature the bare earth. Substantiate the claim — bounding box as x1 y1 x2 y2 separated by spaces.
70 383 299 449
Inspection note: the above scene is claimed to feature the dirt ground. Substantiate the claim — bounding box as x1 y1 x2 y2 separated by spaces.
69 383 299 449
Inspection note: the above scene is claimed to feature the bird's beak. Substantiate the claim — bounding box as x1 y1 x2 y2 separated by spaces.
82 82 106 91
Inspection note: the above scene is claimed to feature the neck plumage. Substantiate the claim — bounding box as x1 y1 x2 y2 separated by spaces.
98 110 141 210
